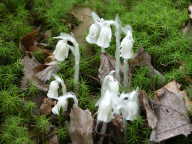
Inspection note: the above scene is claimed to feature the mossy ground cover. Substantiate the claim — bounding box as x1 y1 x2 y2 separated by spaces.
0 0 192 143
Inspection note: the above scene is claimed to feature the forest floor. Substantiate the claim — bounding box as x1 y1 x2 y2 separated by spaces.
0 0 192 144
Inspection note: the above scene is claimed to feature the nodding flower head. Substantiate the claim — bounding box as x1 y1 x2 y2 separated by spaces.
86 21 101 44
97 21 112 48
53 39 69 62
52 92 78 115
120 27 134 60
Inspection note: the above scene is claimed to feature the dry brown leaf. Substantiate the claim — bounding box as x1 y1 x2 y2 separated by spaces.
69 104 93 144
21 29 52 57
98 53 116 82
34 61 59 82
182 19 192 34
150 81 192 143
21 29 39 52
40 98 56 115
48 135 59 144
21 56 48 91
141 91 158 129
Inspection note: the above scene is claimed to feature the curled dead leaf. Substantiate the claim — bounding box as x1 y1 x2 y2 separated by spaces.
21 29 52 58
21 56 48 91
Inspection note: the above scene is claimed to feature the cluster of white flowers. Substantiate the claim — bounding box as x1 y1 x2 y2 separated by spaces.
86 12 134 59
47 74 78 115
86 12 114 49
96 71 139 123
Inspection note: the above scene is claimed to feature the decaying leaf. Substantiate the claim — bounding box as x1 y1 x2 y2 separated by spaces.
182 19 192 34
129 48 164 81
140 91 158 129
149 81 192 143
34 61 59 82
21 29 52 56
69 104 93 144
21 29 39 52
40 98 56 115
21 56 48 91
98 53 116 82
48 135 59 144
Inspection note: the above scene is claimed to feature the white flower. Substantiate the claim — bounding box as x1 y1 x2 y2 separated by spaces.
96 71 120 122
86 22 101 44
47 80 59 99
52 92 78 115
53 39 69 62
120 26 134 59
118 89 139 121
97 20 112 48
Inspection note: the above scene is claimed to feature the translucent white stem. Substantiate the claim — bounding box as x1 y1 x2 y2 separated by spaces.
98 122 107 144
101 47 105 53
114 15 121 82
123 59 129 87
74 45 80 88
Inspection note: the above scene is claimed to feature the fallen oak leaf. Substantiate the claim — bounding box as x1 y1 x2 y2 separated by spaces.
69 104 94 144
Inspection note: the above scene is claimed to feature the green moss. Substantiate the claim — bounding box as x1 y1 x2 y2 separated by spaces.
0 116 33 144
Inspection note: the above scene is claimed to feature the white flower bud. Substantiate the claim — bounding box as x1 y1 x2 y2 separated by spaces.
97 21 112 48
120 28 134 59
52 92 78 115
53 39 69 62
